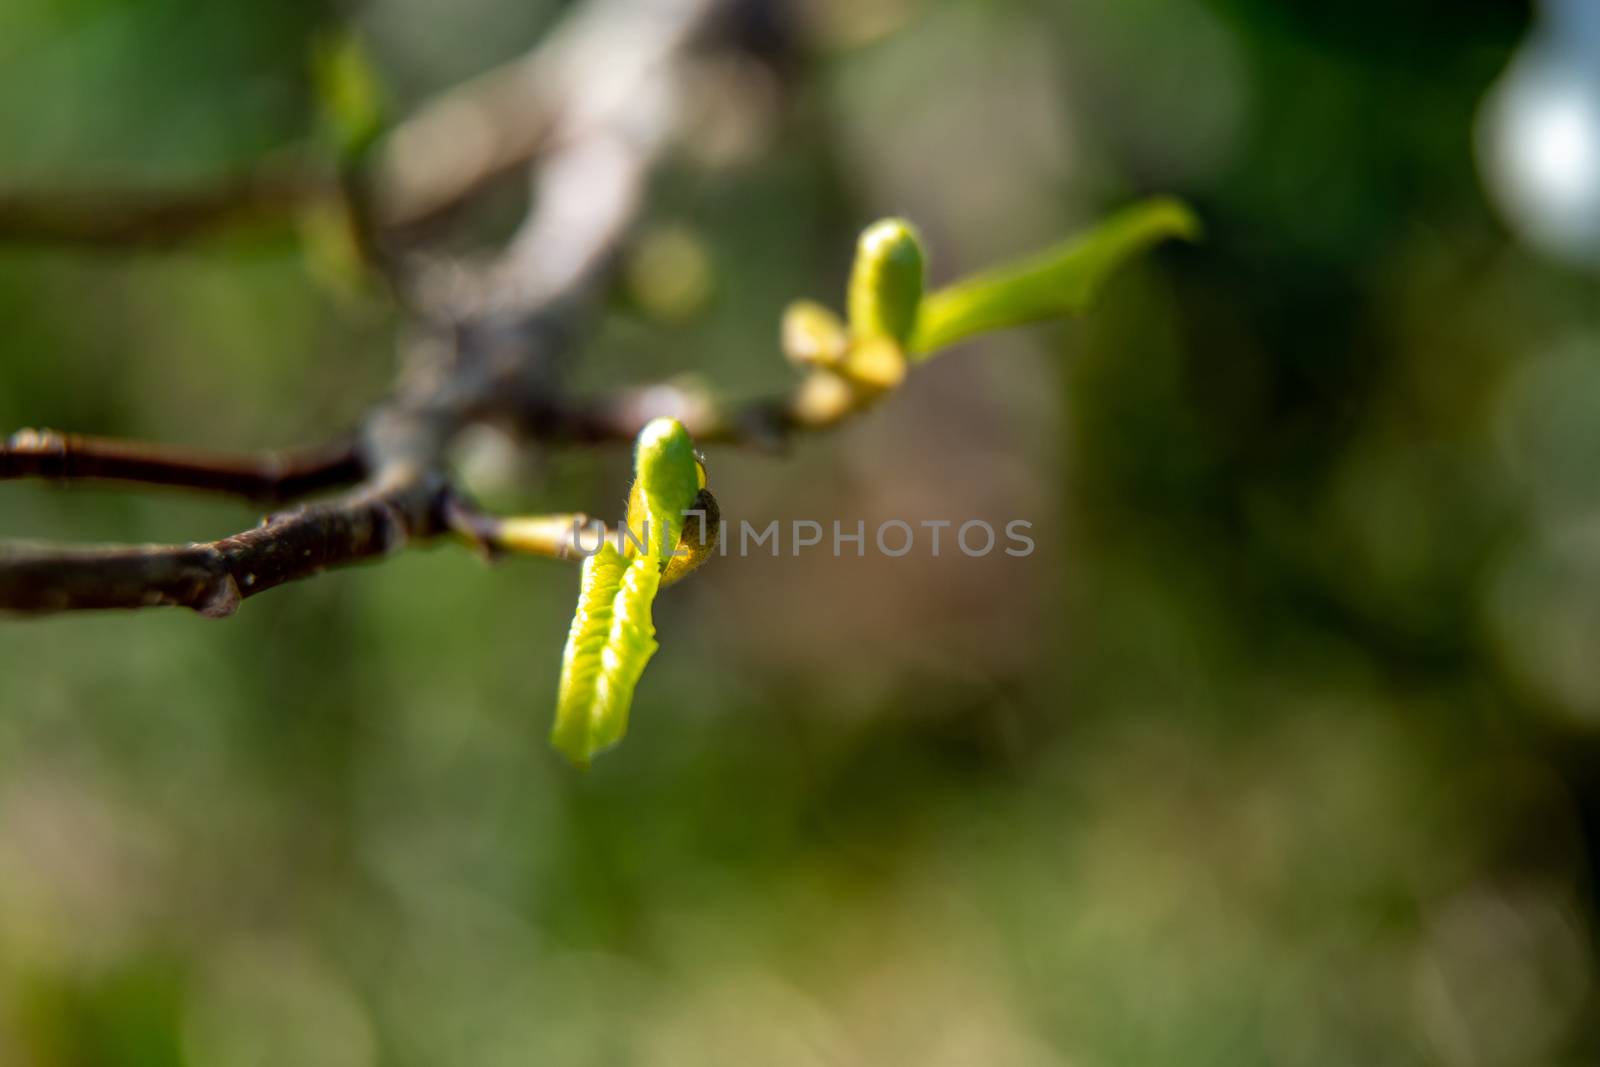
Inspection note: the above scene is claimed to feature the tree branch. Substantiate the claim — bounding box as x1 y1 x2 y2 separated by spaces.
0 467 446 615
1 429 364 503
516 373 888 450
0 0 730 616
374 0 719 234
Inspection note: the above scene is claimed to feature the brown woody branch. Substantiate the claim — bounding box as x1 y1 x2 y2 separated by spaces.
0 468 447 615
0 429 364 503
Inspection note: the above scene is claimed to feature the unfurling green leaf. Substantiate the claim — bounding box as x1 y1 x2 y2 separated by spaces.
553 417 707 767
552 543 634 767
848 218 925 346
910 197 1199 358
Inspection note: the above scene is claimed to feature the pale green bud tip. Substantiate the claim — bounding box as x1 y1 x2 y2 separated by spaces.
635 418 698 498
858 218 922 260
848 218 925 346
637 416 690 454
632 417 702 567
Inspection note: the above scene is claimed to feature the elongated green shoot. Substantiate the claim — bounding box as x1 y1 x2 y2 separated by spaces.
910 197 1198 358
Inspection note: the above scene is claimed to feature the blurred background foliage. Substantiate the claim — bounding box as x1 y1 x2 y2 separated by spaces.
3 0 1600 1064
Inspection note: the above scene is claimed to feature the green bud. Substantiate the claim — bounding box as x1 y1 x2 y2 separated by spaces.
624 417 701 568
847 218 925 346
781 300 849 369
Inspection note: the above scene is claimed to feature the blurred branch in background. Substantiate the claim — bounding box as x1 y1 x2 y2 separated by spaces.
0 0 723 252
0 0 707 250
0 171 322 248
371 0 711 232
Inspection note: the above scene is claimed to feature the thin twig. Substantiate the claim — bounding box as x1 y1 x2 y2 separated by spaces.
515 372 889 450
0 429 364 503
440 495 595 560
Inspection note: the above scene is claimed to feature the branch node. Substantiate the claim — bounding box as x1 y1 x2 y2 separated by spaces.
197 574 243 619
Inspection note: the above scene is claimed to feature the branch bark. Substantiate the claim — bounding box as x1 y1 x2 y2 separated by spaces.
1 429 364 503
0 469 446 615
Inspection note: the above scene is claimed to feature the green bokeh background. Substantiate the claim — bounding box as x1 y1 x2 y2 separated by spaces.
3 1 1599 1064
